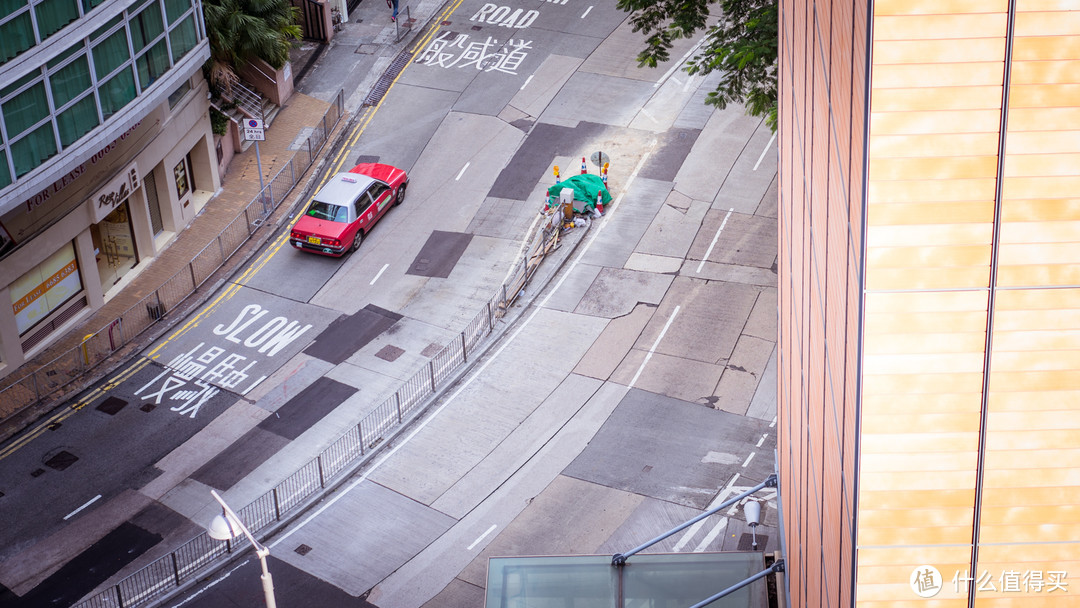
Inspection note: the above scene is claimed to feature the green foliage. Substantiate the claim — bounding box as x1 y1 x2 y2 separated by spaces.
210 107 230 135
203 0 302 91
617 0 778 131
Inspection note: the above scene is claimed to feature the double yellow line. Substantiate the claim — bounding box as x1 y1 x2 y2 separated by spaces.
1 0 470 462
150 0 468 357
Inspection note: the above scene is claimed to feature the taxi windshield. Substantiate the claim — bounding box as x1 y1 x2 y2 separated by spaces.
307 201 349 223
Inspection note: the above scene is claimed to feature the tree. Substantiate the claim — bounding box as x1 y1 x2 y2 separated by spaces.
616 0 778 131
203 0 302 92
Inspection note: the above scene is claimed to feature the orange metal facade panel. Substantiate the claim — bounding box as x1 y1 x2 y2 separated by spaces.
869 178 998 203
988 389 1080 411
870 110 1003 135
874 0 1003 14
870 156 999 180
1013 10 1080 36
873 63 1007 88
872 87 1005 113
1010 59 1080 84
870 133 1001 157
873 39 1006 64
982 487 1080 509
1011 34 1080 60
1004 154 1080 177
873 14 1008 41
859 488 977 511
1000 220 1080 243
868 244 992 267
862 392 983 415
861 411 981 434
858 430 981 453
867 268 993 290
865 332 986 355
1008 83 1080 108
862 372 985 395
868 201 996 224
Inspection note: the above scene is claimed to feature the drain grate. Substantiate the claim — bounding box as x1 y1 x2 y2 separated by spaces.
96 396 128 415
363 49 416 107
375 344 405 362
295 544 312 556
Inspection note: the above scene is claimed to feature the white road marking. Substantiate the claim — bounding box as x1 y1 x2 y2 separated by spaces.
628 305 680 388
695 208 734 273
694 516 728 552
520 74 533 90
63 494 101 520
455 162 470 180
742 452 755 468
170 559 251 608
770 416 777 428
370 263 390 285
581 5 592 18
654 38 706 88
673 474 740 551
639 107 658 123
241 375 267 395
756 433 767 447
467 524 497 550
271 150 656 551
670 76 682 86
753 132 776 171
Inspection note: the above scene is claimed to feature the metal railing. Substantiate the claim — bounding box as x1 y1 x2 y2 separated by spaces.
225 79 266 120
0 90 345 421
71 202 568 608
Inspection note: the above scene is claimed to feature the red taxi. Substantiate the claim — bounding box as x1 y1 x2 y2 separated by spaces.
289 163 408 256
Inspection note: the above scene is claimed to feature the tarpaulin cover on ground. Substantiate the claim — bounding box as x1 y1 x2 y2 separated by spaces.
546 174 612 213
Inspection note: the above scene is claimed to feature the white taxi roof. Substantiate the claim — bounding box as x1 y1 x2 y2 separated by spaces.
313 172 377 205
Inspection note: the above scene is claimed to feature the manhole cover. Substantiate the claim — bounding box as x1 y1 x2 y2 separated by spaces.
295 544 313 556
355 44 379 55
420 343 442 357
376 345 406 362
44 450 79 471
30 468 45 477
96 396 128 415
141 403 156 412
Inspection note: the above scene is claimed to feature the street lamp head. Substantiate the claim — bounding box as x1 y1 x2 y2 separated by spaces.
208 512 244 541
744 500 761 528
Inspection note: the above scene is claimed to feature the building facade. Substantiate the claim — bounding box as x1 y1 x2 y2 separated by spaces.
778 0 1080 606
0 0 216 375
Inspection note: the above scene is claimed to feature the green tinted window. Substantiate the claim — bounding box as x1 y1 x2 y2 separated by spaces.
56 94 98 145
90 14 121 41
0 12 34 64
11 123 57 176
1 0 24 19
50 54 91 107
163 0 189 24
0 68 39 98
168 15 196 62
35 0 79 39
136 40 169 88
99 69 135 118
92 28 129 78
130 2 163 52
2 81 48 137
0 150 11 188
81 0 106 13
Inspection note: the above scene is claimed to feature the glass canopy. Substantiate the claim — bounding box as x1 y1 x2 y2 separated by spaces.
485 552 768 608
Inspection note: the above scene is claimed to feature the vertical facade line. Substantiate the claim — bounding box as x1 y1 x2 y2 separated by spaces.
968 1 1017 605
849 0 873 605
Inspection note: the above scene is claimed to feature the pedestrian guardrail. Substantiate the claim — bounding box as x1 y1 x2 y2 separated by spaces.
70 197 566 608
0 91 346 420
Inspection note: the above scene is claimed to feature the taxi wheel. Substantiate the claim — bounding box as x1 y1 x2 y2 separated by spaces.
395 184 406 206
350 230 364 252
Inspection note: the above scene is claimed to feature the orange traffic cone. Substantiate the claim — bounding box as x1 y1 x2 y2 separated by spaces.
580 157 587 174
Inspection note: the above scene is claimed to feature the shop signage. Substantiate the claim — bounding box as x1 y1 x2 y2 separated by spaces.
90 162 140 223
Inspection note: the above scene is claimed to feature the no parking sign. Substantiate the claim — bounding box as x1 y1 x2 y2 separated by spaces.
244 118 265 141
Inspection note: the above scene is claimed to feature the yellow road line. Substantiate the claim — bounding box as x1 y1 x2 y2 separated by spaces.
0 358 151 461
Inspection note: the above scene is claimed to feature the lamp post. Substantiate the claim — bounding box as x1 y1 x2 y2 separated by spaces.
206 490 278 608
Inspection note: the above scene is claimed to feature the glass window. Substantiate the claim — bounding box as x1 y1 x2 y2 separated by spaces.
81 0 106 13
49 54 91 107
306 201 349 223
167 78 190 108
2 81 49 137
35 0 79 39
163 0 189 24
0 12 35 64
0 151 11 188
56 94 97 145
11 122 57 176
90 14 121 41
136 40 168 88
367 182 390 201
46 42 82 69
0 68 39 98
92 28 130 78
99 69 135 119
11 242 83 335
1 0 25 19
130 2 163 53
168 15 196 62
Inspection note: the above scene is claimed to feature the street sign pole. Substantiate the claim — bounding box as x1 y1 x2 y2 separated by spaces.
244 119 267 195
